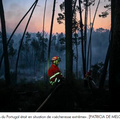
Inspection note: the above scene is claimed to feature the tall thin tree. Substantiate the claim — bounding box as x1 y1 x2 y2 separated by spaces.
78 0 86 77
15 0 38 82
73 0 78 79
84 0 88 72
65 0 73 84
89 5 92 70
99 35 111 89
0 0 10 85
75 33 78 79
47 0 56 70
65 0 74 110
72 0 77 17
43 0 47 81
0 1 36 70
87 0 100 71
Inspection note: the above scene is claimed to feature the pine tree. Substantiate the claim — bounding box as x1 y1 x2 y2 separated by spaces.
65 0 73 84
0 0 10 85
47 0 56 70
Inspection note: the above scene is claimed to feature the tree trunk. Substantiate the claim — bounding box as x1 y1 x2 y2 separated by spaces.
99 38 111 89
34 55 37 77
109 0 120 110
43 0 47 81
15 1 38 82
73 1 78 79
84 0 88 72
0 0 10 85
89 6 92 70
87 0 100 71
47 0 56 70
0 1 36 70
65 0 73 84
75 34 78 79
72 0 77 18
78 0 86 77
65 0 74 111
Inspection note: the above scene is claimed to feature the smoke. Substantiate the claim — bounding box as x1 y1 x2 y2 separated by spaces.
0 28 110 80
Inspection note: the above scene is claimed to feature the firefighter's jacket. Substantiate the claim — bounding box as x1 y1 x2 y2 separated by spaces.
48 64 62 85
84 71 91 79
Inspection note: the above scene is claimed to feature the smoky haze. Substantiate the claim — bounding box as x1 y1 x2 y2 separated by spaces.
0 28 109 82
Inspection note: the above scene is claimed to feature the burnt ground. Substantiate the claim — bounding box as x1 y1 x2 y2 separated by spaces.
0 80 113 112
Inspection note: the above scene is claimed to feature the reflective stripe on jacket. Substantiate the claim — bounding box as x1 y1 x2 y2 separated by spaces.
48 64 62 85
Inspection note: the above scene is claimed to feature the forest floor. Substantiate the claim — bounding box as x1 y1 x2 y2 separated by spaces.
0 79 112 112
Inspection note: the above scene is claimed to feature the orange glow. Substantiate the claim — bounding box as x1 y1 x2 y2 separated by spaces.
5 15 110 34
93 15 111 30
4 3 111 34
26 13 111 34
26 17 110 34
3 0 111 34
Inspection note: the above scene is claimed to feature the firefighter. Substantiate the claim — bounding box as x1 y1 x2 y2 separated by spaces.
48 56 63 85
84 70 98 89
84 70 92 87
84 70 92 80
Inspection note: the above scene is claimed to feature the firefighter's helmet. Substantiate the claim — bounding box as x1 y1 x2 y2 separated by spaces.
51 56 61 62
